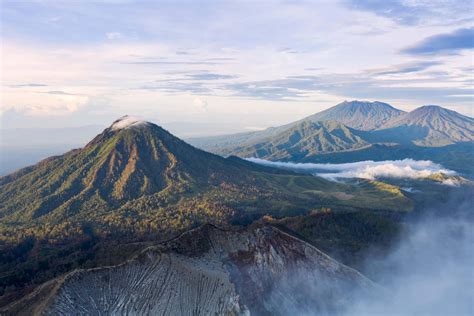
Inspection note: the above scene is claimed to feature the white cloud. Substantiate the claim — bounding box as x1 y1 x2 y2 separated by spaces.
2 0 472 128
106 32 122 40
192 97 208 112
2 88 90 116
247 158 457 183
441 178 462 187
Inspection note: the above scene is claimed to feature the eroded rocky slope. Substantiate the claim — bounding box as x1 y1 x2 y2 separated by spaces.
5 224 375 315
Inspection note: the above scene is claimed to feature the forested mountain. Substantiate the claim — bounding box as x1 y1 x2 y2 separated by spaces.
218 120 369 160
0 116 411 307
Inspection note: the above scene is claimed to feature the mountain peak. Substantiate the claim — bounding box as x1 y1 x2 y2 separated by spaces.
86 116 155 147
341 100 389 106
379 105 474 146
410 105 454 117
110 115 150 131
1 117 258 219
390 105 470 123
418 105 442 110
303 100 404 130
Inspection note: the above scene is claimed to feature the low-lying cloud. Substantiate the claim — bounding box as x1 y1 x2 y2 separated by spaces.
349 215 474 316
247 158 457 183
272 186 474 315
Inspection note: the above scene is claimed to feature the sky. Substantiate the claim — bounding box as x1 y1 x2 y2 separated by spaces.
1 0 473 135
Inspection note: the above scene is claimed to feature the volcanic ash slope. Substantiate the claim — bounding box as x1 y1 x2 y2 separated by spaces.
16 225 376 315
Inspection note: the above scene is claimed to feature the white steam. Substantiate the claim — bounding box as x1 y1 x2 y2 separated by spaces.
111 115 149 130
247 158 456 183
269 189 474 315
348 216 474 316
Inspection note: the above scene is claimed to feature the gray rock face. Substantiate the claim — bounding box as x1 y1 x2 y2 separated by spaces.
47 253 243 315
12 225 375 315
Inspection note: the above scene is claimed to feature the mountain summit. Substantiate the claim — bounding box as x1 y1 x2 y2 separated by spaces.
109 115 149 131
379 105 474 146
301 100 405 130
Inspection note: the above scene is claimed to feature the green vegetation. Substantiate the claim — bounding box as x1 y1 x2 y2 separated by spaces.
265 210 402 274
215 120 370 160
369 181 404 197
0 120 413 306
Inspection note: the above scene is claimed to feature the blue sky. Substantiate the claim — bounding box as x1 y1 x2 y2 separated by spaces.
1 0 473 134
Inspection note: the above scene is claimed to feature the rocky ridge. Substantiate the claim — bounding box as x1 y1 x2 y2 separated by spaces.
5 224 376 315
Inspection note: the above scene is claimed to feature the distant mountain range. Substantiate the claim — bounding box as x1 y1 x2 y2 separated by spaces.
189 101 474 175
374 105 474 146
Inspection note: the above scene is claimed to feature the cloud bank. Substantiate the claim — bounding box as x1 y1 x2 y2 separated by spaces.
3 0 474 128
402 27 474 55
247 158 456 183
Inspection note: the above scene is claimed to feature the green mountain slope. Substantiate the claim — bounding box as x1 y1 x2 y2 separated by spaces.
0 116 254 222
218 120 370 160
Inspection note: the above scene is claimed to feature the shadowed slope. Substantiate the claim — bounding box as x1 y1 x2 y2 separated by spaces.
219 120 370 160
188 100 403 153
